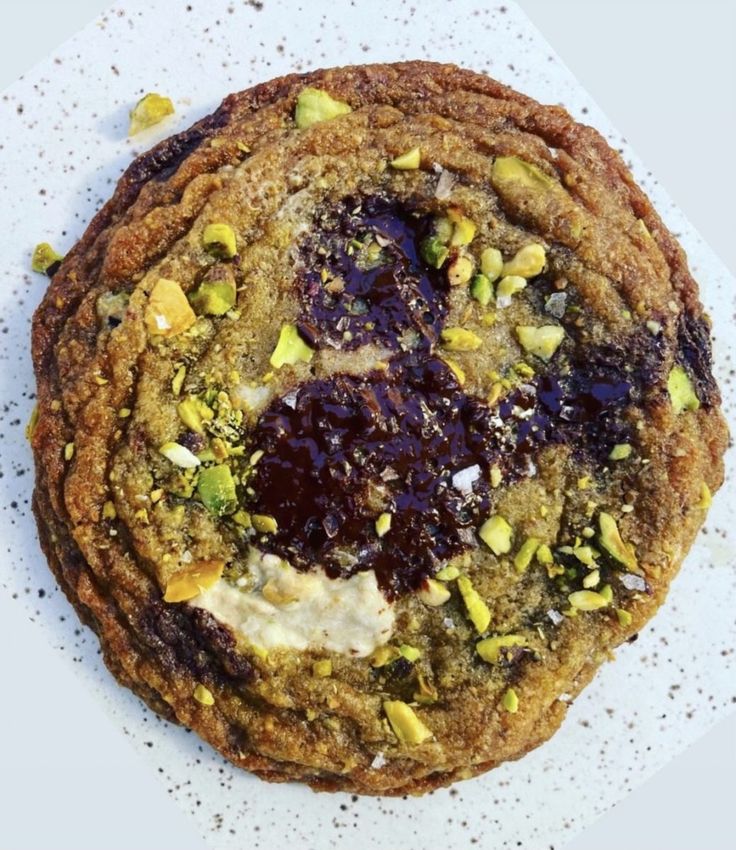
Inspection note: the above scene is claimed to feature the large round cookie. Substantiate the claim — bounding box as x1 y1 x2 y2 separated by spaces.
30 62 728 795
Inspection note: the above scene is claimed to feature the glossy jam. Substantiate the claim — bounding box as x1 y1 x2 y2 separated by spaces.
297 197 448 351
247 353 632 597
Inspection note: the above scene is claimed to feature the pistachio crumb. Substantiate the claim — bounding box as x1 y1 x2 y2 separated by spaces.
502 687 519 713
417 578 451 606
193 683 215 706
441 327 482 352
295 88 351 128
375 511 392 538
312 659 333 678
64 442 75 461
502 244 546 278
457 575 491 634
31 242 64 274
513 537 540 573
390 146 421 170
435 565 460 581
609 443 632 461
252 514 278 534
479 515 513 556
480 247 503 281
129 93 175 135
383 700 432 745
270 324 314 369
616 608 633 627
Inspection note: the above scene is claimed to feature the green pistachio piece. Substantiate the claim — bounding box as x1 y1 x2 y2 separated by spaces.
616 608 633 627
413 672 438 705
470 273 493 306
189 266 237 316
197 464 238 516
375 512 392 537
502 687 519 713
457 575 491 634
417 578 451 606
609 443 632 461
491 156 556 191
502 244 546 278
513 537 540 573
535 543 553 565
697 482 712 510
447 255 475 287
202 223 237 259
480 247 503 281
128 93 175 136
312 659 332 677
370 645 402 667
390 146 421 170
434 216 454 244
31 242 63 275
399 644 421 662
383 700 432 745
270 324 314 368
495 275 527 305
294 87 351 128
252 514 278 534
420 236 449 269
450 216 477 247
568 589 610 611
441 327 482 352
667 365 700 413
476 634 526 664
435 565 460 581
598 512 638 572
516 325 565 361
479 515 513 555
177 395 214 434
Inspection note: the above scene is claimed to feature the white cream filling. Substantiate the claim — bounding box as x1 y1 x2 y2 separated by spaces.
190 548 394 657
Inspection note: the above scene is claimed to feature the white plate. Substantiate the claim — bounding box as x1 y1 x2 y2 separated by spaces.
0 1 733 848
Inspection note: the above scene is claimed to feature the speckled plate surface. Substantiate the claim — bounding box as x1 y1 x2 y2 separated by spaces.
1 1 734 847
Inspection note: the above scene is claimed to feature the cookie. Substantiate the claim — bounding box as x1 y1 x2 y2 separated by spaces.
30 62 728 795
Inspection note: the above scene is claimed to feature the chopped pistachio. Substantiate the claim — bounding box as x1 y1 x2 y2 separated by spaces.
413 672 438 705
252 514 278 534
667 365 700 413
390 146 421 170
189 269 237 315
450 216 477 247
573 545 595 567
480 247 503 281
441 327 482 352
417 578 451 606
171 365 186 397
31 242 63 274
599 584 613 603
516 325 565 361
383 700 432 745
25 405 39 442
270 324 314 368
129 92 174 135
312 659 333 677
492 156 556 191
470 273 493 306
375 511 392 537
197 464 238 516
568 589 610 611
399 644 422 662
232 509 252 527
435 565 460 581
420 236 449 268
502 244 546 279
202 223 237 259
434 216 454 243
476 634 526 664
495 275 527 305
489 465 502 487
616 608 633 627
442 357 466 385
102 500 117 520
598 512 638 572
177 396 213 434
145 278 196 337
646 319 662 335
697 482 712 510
502 687 519 713
63 441 75 461
117 407 131 419
457 575 491 634
370 645 401 667
294 87 351 128
164 559 224 603
513 537 540 573
479 515 513 556
609 443 632 461
159 441 201 468
193 683 215 706
447 255 474 287
582 569 601 589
